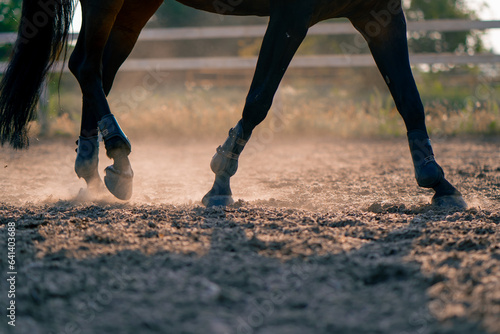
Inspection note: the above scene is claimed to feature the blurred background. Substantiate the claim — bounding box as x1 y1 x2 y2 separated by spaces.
0 0 499 141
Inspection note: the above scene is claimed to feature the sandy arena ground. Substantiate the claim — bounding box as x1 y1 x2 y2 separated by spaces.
0 136 499 334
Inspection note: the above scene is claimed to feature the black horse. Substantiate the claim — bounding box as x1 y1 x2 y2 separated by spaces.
0 0 466 208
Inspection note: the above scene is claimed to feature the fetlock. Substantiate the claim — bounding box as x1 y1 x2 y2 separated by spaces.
75 136 99 179
97 114 131 158
407 130 444 188
210 120 250 177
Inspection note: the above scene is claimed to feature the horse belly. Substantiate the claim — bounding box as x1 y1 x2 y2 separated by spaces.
175 0 270 16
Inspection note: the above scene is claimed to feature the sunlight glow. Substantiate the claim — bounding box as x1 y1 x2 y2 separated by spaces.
468 0 500 53
70 2 82 33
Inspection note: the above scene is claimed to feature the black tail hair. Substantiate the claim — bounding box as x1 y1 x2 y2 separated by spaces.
0 0 75 148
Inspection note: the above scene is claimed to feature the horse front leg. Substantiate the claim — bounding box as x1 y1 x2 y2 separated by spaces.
70 0 134 201
202 0 312 206
350 7 466 209
70 19 104 197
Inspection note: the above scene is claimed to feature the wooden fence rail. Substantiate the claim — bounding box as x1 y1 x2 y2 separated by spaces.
1 19 500 73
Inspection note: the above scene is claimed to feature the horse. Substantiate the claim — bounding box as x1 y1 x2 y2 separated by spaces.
0 0 466 209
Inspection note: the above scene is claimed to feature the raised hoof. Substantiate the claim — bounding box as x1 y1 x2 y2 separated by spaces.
104 165 133 201
432 194 467 210
202 194 235 207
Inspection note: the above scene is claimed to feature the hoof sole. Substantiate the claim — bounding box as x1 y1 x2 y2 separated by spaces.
104 166 133 201
202 195 234 207
432 195 467 210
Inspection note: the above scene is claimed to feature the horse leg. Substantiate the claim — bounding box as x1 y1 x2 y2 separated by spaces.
98 1 163 200
350 7 466 209
71 0 163 200
70 16 103 197
202 0 313 206
101 0 163 95
69 0 135 200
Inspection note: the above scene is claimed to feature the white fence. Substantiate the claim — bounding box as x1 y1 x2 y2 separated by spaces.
0 19 500 73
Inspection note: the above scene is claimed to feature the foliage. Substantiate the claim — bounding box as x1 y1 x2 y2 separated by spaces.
0 0 21 31
0 0 22 60
407 0 484 53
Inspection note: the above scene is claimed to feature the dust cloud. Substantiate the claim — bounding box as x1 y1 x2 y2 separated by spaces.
1 135 498 211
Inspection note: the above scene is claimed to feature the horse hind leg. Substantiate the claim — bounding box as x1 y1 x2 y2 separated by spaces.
349 7 466 209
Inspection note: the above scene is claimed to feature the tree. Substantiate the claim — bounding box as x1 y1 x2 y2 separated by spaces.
406 0 484 54
0 0 22 60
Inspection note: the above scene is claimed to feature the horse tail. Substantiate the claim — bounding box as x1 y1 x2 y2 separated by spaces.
0 0 75 148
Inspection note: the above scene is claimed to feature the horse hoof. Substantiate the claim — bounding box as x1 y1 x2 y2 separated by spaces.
432 194 467 210
202 195 235 207
104 165 133 201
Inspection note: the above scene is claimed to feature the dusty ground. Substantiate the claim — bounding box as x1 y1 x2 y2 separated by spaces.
0 136 499 334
